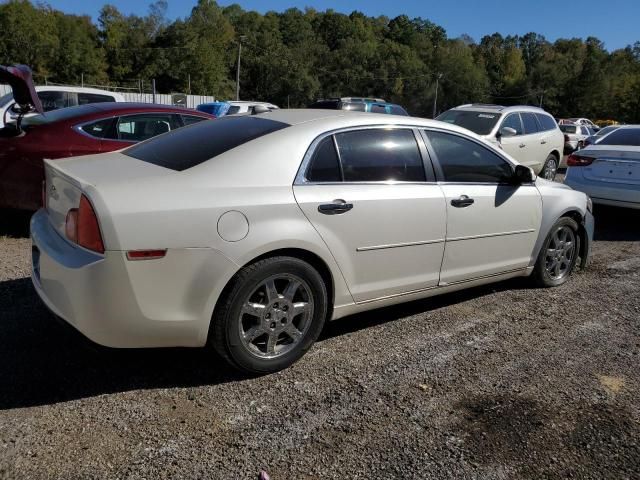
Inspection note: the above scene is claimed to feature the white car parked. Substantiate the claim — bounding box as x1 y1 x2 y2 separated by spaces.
0 85 125 128
564 125 640 209
437 104 565 181
226 101 279 115
31 110 593 373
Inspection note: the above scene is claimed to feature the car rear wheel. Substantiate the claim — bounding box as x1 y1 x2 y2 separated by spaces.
210 256 328 374
531 217 580 287
541 154 558 181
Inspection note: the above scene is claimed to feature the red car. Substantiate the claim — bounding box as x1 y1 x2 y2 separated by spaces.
0 67 214 211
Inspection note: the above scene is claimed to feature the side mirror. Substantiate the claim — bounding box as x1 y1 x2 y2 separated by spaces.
498 127 517 138
514 164 536 183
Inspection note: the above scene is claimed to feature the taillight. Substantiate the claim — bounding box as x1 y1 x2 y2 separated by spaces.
567 153 595 167
65 194 105 253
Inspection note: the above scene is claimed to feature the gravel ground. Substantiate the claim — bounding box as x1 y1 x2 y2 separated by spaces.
0 203 639 480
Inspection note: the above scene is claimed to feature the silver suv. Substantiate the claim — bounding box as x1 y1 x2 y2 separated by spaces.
437 104 565 180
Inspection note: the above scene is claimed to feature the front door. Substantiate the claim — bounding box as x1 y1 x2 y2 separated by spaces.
294 127 447 302
424 129 542 285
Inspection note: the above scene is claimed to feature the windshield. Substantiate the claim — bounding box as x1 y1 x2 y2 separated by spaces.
596 128 640 147
436 110 500 135
124 115 290 171
559 125 577 134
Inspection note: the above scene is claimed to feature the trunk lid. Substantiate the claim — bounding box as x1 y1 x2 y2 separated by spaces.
44 151 175 238
581 147 640 186
0 64 43 114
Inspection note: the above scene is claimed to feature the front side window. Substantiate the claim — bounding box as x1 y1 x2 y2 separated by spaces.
370 104 387 114
181 114 208 126
501 113 523 135
426 130 513 183
521 113 540 135
334 129 425 182
116 114 173 142
306 137 342 182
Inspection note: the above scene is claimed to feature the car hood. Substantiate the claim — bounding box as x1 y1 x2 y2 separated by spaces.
0 64 43 114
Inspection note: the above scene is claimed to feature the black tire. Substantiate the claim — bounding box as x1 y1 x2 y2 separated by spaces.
210 256 328 374
531 217 580 288
541 154 558 181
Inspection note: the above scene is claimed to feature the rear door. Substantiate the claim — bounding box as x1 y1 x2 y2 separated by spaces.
520 112 545 172
294 127 446 302
424 129 542 284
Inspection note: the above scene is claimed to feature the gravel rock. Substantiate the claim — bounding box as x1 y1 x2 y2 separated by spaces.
0 205 638 479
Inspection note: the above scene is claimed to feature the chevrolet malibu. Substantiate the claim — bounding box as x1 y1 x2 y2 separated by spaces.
31 110 594 373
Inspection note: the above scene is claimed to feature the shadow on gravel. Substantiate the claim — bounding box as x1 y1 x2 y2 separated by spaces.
0 278 241 410
322 278 529 341
0 274 529 409
593 205 640 241
0 208 32 238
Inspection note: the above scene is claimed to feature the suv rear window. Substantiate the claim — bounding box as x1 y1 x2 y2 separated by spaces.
436 110 500 136
124 116 289 171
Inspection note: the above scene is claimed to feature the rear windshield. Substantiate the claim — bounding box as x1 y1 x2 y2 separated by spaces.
124 115 290 171
596 128 640 147
559 125 577 134
21 104 101 126
436 110 500 135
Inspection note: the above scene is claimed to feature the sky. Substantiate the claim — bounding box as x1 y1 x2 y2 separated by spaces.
45 0 640 51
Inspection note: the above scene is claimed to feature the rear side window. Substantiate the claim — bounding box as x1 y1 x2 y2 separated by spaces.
597 128 640 146
521 113 540 134
78 93 115 105
116 114 173 142
335 129 425 182
370 104 388 114
426 130 513 183
227 106 241 115
306 137 342 182
80 118 114 139
536 114 557 131
125 116 290 171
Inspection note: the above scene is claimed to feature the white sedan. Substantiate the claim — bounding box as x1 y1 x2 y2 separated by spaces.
564 125 640 209
31 110 594 373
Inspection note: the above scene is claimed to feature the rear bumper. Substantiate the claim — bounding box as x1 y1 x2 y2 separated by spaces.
30 209 238 348
564 169 640 209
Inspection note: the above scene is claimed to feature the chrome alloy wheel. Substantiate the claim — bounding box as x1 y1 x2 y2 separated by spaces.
543 157 558 180
238 274 314 359
545 226 576 280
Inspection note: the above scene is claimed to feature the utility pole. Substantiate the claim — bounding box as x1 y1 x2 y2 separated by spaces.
81 73 84 88
236 35 246 101
539 90 544 108
432 73 443 118
188 74 191 95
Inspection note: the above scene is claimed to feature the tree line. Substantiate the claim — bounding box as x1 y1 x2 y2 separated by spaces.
1 0 639 121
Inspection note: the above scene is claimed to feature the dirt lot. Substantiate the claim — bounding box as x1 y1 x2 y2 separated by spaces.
0 204 639 480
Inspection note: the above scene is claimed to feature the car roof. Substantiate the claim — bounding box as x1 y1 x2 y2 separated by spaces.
450 104 550 115
34 85 125 97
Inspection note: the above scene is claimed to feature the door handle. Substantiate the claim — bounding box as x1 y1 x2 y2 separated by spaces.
318 199 353 215
541 140 547 145
451 195 475 208
519 143 526 148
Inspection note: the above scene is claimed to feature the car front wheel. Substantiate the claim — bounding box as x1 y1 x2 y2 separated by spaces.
210 256 328 374
532 217 580 287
